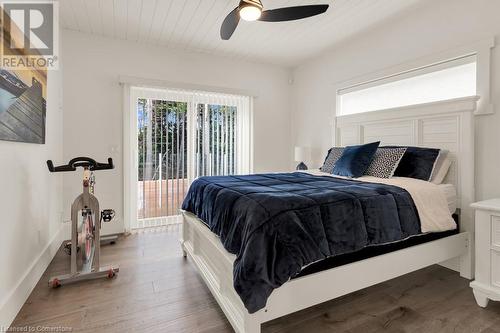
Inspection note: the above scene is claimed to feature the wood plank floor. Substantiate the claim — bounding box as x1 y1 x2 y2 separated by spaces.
11 226 500 332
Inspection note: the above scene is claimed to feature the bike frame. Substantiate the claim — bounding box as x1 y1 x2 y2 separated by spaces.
70 167 100 274
47 157 118 287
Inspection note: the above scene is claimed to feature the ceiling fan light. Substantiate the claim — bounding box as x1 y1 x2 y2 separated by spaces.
240 5 262 21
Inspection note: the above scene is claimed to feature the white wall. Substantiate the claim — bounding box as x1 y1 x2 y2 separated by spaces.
0 66 63 326
61 30 292 234
292 0 500 201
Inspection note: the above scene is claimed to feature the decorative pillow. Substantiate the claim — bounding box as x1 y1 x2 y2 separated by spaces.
365 148 407 178
386 146 441 181
320 147 344 173
333 141 380 178
431 151 452 184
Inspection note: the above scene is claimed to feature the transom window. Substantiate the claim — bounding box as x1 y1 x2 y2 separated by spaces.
338 55 477 116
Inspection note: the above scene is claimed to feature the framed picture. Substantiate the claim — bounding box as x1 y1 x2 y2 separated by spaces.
0 6 47 144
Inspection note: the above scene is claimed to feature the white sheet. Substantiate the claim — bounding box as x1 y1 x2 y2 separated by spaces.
438 183 457 214
303 169 457 233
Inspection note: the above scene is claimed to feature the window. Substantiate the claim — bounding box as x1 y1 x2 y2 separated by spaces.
338 55 477 115
132 87 252 226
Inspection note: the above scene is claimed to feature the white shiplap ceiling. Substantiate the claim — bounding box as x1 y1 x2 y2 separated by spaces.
60 0 426 67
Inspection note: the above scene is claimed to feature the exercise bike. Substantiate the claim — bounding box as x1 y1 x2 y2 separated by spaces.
47 157 119 287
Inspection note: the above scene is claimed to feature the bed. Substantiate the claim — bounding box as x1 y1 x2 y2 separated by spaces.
180 96 477 333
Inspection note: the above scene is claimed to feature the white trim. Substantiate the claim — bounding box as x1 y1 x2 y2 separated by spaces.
118 75 259 99
249 98 254 174
334 37 494 116
336 96 479 126
123 83 135 232
136 215 182 229
0 224 65 328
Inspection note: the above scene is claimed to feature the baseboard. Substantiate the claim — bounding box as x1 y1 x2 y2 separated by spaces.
0 224 65 329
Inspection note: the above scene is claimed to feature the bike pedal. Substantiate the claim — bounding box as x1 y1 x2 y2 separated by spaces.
101 209 115 222
63 243 81 255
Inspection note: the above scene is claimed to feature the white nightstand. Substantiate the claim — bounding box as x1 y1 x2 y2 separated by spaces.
470 198 500 307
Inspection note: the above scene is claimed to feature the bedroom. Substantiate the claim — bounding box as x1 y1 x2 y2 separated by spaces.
1 0 500 332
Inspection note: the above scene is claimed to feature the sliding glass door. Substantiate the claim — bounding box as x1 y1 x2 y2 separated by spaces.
130 87 252 229
137 99 188 221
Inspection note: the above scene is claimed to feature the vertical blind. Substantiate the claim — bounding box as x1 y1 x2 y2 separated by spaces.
190 90 252 178
132 86 252 227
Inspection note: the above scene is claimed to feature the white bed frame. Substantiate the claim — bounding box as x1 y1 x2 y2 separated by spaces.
181 96 478 333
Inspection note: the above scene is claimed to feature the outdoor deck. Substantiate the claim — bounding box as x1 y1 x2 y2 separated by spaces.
138 179 188 219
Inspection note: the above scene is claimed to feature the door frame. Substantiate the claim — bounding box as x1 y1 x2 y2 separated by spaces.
123 83 135 232
122 83 133 232
124 86 196 231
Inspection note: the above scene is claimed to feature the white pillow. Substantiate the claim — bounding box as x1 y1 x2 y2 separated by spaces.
431 152 452 184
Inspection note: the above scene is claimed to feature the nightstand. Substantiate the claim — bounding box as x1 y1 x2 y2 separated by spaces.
470 198 500 307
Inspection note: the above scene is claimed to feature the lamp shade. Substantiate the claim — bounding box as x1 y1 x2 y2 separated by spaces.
294 146 311 162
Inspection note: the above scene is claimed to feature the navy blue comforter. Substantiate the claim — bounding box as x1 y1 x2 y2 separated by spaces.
181 172 421 313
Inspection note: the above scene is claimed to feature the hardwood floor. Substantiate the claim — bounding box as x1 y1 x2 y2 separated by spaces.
11 226 500 332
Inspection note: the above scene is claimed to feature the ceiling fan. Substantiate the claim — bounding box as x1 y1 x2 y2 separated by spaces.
220 0 329 40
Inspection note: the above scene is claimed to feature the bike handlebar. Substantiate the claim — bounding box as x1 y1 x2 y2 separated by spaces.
47 157 114 172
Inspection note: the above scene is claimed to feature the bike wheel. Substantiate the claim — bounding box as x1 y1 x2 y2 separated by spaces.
82 213 94 263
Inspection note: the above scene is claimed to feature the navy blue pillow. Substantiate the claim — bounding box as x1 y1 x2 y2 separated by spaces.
385 146 440 180
333 141 380 178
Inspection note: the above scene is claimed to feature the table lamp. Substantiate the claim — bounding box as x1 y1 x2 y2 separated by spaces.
294 146 311 170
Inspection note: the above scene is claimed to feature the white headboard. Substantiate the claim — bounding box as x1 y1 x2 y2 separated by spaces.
336 96 477 266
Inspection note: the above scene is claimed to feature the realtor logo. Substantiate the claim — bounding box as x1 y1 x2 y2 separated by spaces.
1 1 59 69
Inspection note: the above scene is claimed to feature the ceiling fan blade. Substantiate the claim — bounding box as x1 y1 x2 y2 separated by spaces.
220 7 240 40
259 4 329 22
